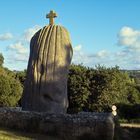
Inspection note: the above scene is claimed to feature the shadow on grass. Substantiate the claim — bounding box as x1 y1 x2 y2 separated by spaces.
120 127 140 140
0 127 61 140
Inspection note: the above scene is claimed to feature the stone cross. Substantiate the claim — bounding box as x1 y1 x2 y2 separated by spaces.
46 10 57 25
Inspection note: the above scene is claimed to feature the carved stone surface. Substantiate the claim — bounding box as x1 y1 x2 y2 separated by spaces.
22 25 73 113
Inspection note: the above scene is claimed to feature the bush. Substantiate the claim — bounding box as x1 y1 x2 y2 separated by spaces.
68 64 90 113
67 64 140 115
117 104 140 120
0 53 4 67
0 68 23 107
87 66 135 112
15 70 27 87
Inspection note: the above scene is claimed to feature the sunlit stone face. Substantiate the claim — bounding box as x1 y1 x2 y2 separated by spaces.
22 25 73 113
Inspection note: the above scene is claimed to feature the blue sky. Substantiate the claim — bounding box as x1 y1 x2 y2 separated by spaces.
0 0 140 70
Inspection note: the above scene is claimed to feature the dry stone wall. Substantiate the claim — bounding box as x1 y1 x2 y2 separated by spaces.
0 108 115 140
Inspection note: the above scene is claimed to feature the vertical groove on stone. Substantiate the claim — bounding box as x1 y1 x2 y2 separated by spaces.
54 26 61 81
53 25 58 81
44 25 55 82
35 27 46 84
37 27 45 48
38 26 51 92
46 25 56 81
33 27 44 91
37 26 50 87
29 33 39 108
51 25 57 81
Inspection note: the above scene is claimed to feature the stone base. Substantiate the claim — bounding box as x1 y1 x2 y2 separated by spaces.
0 107 115 140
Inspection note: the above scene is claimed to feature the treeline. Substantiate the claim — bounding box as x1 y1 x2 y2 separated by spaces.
68 65 140 115
0 53 23 107
0 53 140 120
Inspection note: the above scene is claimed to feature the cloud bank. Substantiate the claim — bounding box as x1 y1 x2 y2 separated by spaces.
0 33 13 41
23 25 41 42
2 25 140 70
72 26 140 70
4 25 41 70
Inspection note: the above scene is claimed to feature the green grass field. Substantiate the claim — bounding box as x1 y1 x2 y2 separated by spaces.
0 127 61 140
0 124 140 140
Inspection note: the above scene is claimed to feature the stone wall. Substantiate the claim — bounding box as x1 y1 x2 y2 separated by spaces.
0 107 115 140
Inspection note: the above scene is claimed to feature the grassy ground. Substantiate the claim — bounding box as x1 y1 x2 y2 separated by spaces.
0 124 140 140
0 127 61 140
119 123 140 140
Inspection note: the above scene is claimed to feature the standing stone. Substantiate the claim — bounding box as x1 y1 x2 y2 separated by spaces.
22 11 73 113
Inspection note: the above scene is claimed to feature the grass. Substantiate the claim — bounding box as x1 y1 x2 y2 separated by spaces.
120 127 140 140
0 127 61 140
0 124 140 140
119 119 140 124
115 123 140 140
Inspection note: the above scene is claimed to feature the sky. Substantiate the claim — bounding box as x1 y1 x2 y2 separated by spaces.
0 0 140 70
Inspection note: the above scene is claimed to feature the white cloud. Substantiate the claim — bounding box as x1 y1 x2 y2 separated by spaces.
14 54 28 62
23 25 41 42
71 27 140 70
4 25 140 70
72 45 86 64
118 26 140 47
3 25 42 70
116 26 140 69
6 53 28 63
72 45 111 66
118 27 140 51
73 45 82 51
8 42 28 54
119 26 140 37
7 42 29 65
93 50 109 58
0 33 13 41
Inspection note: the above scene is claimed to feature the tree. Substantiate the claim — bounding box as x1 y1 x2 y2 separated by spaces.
67 64 90 113
15 70 27 87
0 53 4 67
87 66 132 112
67 64 140 113
0 67 23 107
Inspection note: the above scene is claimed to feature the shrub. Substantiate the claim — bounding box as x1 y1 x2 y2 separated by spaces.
0 53 4 67
68 64 90 113
117 104 140 120
0 68 23 107
67 64 140 115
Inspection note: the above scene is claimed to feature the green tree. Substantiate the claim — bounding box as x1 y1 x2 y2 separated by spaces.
67 64 140 113
15 70 27 87
0 53 4 67
0 67 23 107
68 64 90 113
87 66 132 111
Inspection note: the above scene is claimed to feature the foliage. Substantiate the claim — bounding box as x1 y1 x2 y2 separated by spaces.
0 53 4 67
117 104 140 120
68 64 90 113
0 67 23 107
15 70 27 87
87 66 135 112
0 52 140 120
127 85 140 104
68 64 140 114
